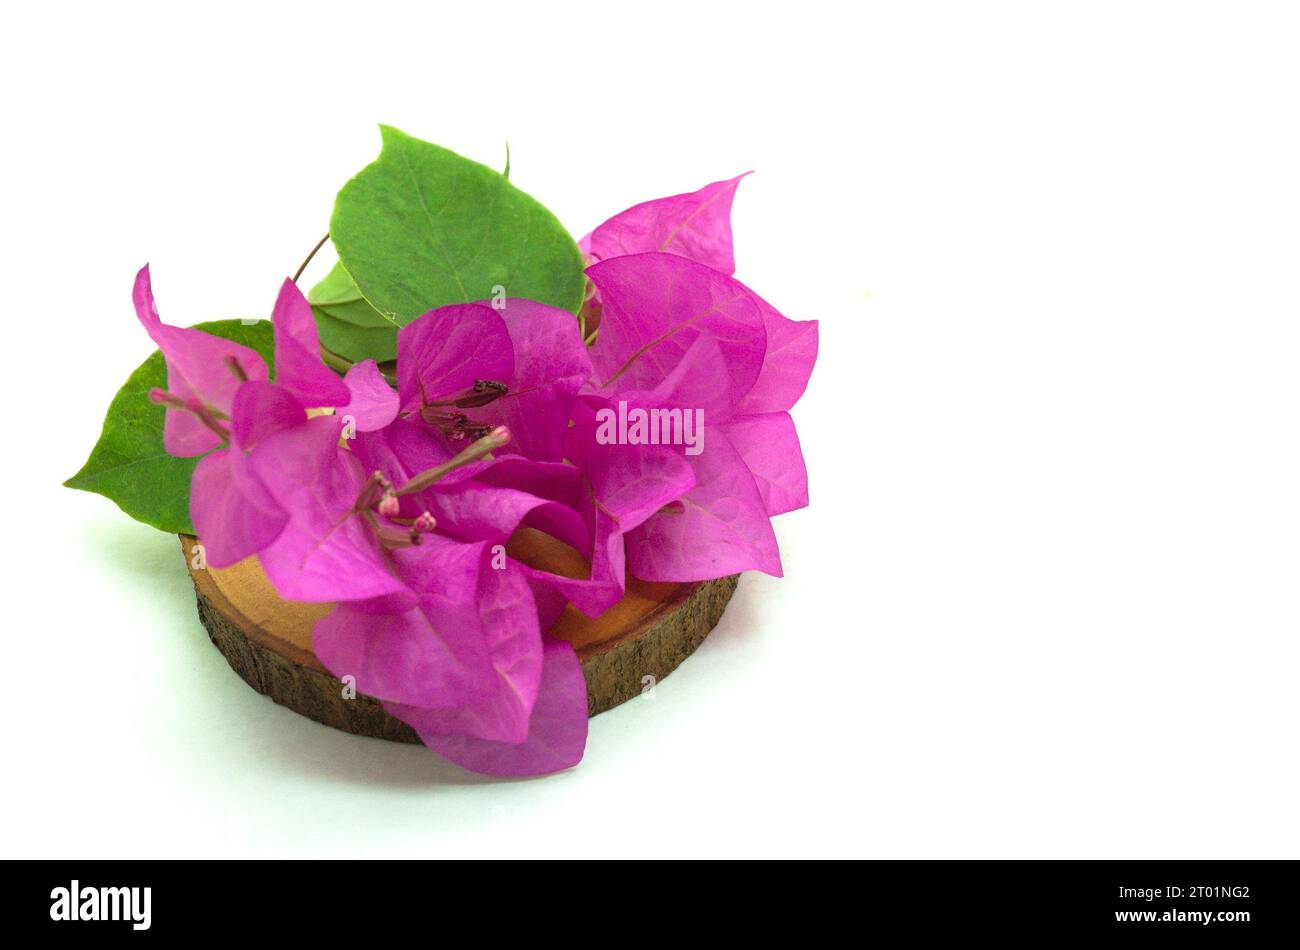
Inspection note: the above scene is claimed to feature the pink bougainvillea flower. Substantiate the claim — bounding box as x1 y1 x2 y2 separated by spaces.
397 304 515 415
138 270 352 448
132 270 601 777
576 251 818 581
133 265 270 457
133 267 360 567
378 541 544 742
576 173 817 436
348 420 610 622
221 408 593 775
244 415 409 601
459 456 620 622
350 418 588 559
587 253 767 417
733 291 820 419
473 298 593 462
124 153 816 780
306 437 594 775
578 173 750 335
551 406 697 606
142 275 363 569
626 424 783 579
213 412 593 775
398 300 591 462
187 381 296 567
312 538 518 712
238 414 588 607
391 636 588 777
581 173 750 274
333 602 588 778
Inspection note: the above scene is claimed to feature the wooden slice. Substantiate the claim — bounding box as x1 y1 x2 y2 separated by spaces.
179 532 738 742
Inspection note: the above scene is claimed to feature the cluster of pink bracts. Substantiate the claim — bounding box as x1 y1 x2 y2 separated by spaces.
138 178 817 776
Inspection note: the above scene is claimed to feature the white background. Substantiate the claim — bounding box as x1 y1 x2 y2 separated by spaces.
4 1 1299 857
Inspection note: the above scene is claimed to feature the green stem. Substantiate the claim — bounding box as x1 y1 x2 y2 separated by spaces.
319 344 354 374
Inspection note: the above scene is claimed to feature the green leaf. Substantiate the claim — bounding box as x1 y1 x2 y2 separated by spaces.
330 125 585 326
64 320 276 534
308 261 399 362
308 260 395 328
313 306 398 363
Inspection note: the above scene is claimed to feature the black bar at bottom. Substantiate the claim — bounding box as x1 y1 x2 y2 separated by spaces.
5 859 1295 939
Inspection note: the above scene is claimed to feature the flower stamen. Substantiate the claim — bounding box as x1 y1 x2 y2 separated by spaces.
149 387 231 442
414 379 509 439
224 355 249 383
422 379 509 410
371 510 438 549
396 426 511 497
353 471 397 516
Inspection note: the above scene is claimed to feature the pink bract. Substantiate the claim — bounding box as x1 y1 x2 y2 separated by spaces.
576 251 815 580
582 173 750 275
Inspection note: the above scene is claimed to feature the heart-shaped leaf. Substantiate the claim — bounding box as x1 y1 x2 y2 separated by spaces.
65 320 276 533
331 126 585 326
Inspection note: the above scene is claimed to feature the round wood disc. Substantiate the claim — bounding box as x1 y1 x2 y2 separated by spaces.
178 533 738 742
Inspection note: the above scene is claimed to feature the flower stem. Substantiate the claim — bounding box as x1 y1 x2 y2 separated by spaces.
291 231 395 383
293 233 330 284
319 344 354 374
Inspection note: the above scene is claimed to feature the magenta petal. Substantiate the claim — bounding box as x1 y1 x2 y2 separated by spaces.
526 575 570 633
586 253 766 415
342 360 399 432
628 428 782 580
397 304 514 411
132 265 269 456
380 564 544 744
720 412 809 516
271 278 352 408
250 417 407 602
586 173 749 275
473 457 584 511
474 298 592 461
401 637 588 776
189 382 303 567
735 294 819 415
312 551 498 710
424 478 589 549
537 420 696 615
230 380 306 449
625 332 738 423
189 447 288 568
513 509 627 619
351 417 462 492
566 419 696 529
472 455 631 616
